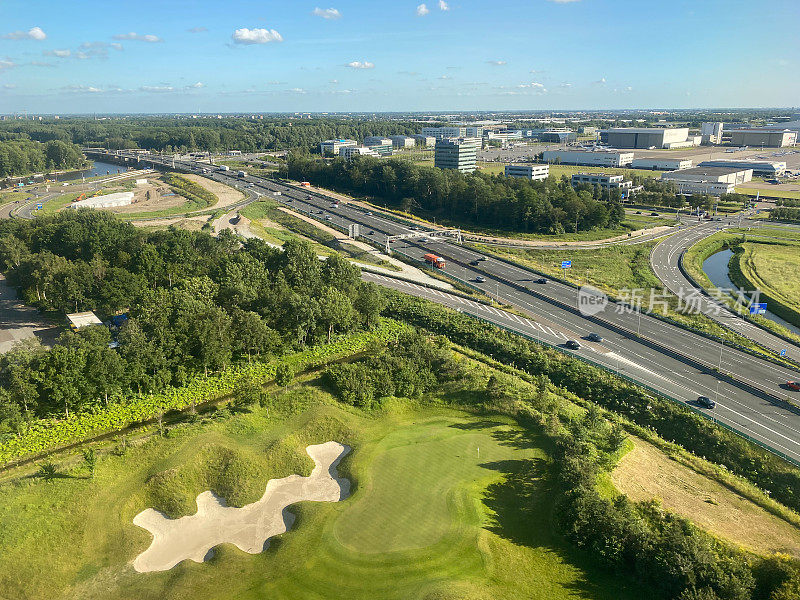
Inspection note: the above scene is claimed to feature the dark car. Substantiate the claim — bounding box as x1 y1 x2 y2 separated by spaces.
477 256 487 262
565 340 581 350
367 230 375 235
536 277 548 284
697 396 716 409
470 260 480 266
650 212 659 216
787 381 800 391
635 210 642 214
586 333 603 342
475 276 486 283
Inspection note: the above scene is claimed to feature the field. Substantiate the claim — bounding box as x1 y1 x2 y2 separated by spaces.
733 241 800 328
0 384 644 600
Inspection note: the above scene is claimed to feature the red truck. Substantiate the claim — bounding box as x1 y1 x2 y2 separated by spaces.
424 253 446 269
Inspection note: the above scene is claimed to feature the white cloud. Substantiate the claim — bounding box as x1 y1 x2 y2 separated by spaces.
3 27 47 41
487 60 507 66
113 32 162 43
140 85 174 92
312 7 341 20
46 49 71 58
188 82 204 88
592 77 606 85
0 58 15 71
346 60 374 69
416 4 430 16
231 28 283 45
188 26 208 33
438 0 449 10
288 87 306 94
111 42 123 51
518 82 547 94
63 84 105 93
438 74 452 80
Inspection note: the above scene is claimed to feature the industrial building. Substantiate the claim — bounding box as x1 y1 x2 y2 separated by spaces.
698 160 786 177
701 122 724 145
602 127 699 149
340 146 380 160
729 128 797 148
542 149 633 167
389 135 415 148
578 126 597 135
421 126 466 140
485 130 523 143
320 139 358 155
71 191 134 209
364 137 393 156
412 134 436 147
434 137 479 173
631 157 693 171
504 164 549 181
538 129 577 143
465 126 484 139
570 173 635 198
661 166 753 196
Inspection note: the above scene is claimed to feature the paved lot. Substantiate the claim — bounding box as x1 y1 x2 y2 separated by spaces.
0 275 60 353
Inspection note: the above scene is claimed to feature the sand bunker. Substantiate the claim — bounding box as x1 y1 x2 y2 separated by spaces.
132 441 350 572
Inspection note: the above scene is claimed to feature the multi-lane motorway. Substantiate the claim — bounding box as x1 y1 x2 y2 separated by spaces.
78 150 800 462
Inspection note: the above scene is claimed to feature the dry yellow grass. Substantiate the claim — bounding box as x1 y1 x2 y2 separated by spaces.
612 438 800 557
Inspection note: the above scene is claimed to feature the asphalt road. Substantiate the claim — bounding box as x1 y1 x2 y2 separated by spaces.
83 150 800 462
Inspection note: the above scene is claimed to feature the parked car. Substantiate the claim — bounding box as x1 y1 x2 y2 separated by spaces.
697 396 716 409
586 333 603 342
565 340 581 350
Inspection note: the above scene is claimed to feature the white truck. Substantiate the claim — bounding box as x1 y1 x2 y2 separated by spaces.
217 165 230 172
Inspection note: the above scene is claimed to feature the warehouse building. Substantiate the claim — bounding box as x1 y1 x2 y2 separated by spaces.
729 128 797 148
320 139 358 155
602 127 699 149
434 137 479 173
504 164 549 181
340 146 380 160
542 149 633 167
71 191 134 210
661 166 752 196
697 160 786 177
421 126 466 140
412 134 436 147
538 129 577 143
701 122 724 145
570 173 635 198
631 157 693 171
389 135 415 148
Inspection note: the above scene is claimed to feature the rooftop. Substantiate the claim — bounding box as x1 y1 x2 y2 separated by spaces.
663 166 749 176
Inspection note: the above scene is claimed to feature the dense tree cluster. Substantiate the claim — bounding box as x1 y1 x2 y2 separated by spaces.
285 155 625 234
0 211 385 424
0 137 86 179
770 207 800 223
0 117 418 155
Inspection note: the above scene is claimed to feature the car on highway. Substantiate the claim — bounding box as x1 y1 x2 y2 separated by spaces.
536 277 548 284
650 212 659 216
475 276 486 283
477 256 487 262
787 381 800 391
325 215 332 221
697 396 716 409
366 211 373 216
367 230 374 235
470 260 480 266
586 333 603 342
565 340 581 350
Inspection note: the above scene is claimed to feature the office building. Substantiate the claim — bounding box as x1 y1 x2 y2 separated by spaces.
729 128 797 148
570 173 635 198
698 160 786 177
340 146 380 160
602 127 698 149
539 129 577 143
421 126 466 140
320 139 358 155
504 164 549 181
631 157 693 171
542 149 633 167
412 134 436 147
465 126 484 139
485 130 523 143
389 135 415 148
701 122 724 145
661 166 753 196
364 137 393 156
434 137 479 173
578 126 597 135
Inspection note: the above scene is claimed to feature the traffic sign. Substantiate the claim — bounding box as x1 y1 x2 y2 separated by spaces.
561 260 572 269
781 349 787 357
36 203 42 210
750 303 767 315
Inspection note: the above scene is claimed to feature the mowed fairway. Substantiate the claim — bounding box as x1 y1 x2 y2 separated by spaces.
0 388 644 600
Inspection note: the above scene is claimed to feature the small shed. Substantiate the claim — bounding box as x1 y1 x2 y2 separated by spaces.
66 311 103 331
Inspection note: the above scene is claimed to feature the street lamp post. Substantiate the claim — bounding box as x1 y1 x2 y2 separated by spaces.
718 338 724 371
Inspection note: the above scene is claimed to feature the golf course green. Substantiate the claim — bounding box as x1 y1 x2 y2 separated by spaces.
0 384 643 600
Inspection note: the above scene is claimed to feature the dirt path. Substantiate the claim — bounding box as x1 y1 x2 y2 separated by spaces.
612 438 800 557
132 442 350 572
183 174 244 210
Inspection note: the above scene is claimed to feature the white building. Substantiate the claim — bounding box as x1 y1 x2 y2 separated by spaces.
320 139 358 155
661 166 753 196
505 164 549 181
486 130 523 142
465 126 484 139
603 127 698 149
434 137 479 173
421 126 466 140
340 146 380 160
542 149 633 167
698 160 786 177
412 134 436 147
701 122 724 145
71 191 134 209
363 136 392 147
389 135 415 148
631 158 693 171
570 173 635 198
730 129 797 148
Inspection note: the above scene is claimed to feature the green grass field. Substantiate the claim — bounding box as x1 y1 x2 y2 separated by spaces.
734 242 800 328
737 187 800 200
0 380 644 600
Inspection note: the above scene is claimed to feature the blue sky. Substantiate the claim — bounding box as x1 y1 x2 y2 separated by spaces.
0 0 798 113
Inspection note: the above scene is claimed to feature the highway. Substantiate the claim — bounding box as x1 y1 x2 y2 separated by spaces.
80 150 800 462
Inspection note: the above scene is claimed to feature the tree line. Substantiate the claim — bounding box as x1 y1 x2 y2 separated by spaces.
0 211 385 425
284 154 626 234
770 207 800 223
0 137 86 179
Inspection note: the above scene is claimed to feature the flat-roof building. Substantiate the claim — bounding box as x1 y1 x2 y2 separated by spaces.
539 130 577 143
411 134 436 147
320 139 358 155
434 137 479 173
570 173 635 198
421 126 466 140
729 129 797 148
364 138 393 156
389 135 415 148
71 191 134 209
661 166 753 196
701 122 724 145
697 160 786 177
340 146 380 160
66 311 103 331
542 149 633 167
602 127 698 149
504 164 549 181
631 157 693 171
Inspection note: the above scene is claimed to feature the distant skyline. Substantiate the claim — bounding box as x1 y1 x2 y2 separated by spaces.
1 0 798 114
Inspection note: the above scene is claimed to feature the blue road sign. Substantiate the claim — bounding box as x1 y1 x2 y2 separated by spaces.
750 303 767 315
781 349 787 357
36 203 42 210
561 260 572 269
